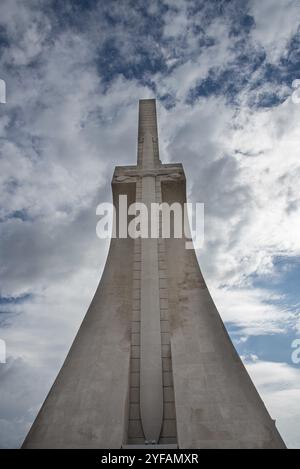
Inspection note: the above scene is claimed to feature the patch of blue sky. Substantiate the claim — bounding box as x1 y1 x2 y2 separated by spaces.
236 331 298 367
47 0 100 29
9 210 31 222
157 93 177 110
230 14 255 37
187 58 293 108
0 209 32 224
280 31 300 81
96 38 166 85
226 257 300 365
0 294 32 326
187 0 250 27
186 36 266 105
186 65 250 105
253 256 300 309
187 22 300 108
0 293 32 305
0 25 9 52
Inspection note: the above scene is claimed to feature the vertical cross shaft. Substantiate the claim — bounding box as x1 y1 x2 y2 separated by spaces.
138 100 163 442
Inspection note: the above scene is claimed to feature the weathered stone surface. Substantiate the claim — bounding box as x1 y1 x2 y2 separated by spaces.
22 99 285 449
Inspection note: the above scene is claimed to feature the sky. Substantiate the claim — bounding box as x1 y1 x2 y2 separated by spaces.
0 0 300 448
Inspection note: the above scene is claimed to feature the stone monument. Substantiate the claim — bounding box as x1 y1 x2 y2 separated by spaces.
22 99 285 449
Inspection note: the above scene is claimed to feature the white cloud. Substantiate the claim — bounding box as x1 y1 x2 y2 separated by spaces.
159 89 300 289
163 1 189 39
250 0 300 62
211 286 293 335
0 0 300 449
245 359 300 448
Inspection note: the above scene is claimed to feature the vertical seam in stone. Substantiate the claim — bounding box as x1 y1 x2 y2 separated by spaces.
127 179 144 444
156 176 178 444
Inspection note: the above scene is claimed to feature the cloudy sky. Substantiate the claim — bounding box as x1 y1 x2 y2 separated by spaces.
0 0 300 448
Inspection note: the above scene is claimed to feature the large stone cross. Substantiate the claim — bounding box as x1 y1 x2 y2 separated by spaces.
112 100 184 443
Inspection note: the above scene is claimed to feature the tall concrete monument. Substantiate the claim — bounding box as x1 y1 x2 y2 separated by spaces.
23 99 285 449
